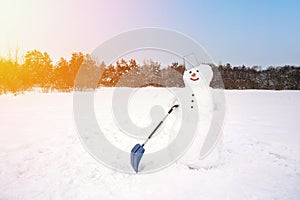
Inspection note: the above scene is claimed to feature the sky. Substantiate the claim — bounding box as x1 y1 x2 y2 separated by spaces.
0 0 300 67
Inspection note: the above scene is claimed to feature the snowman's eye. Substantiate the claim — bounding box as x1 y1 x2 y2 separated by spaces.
196 70 199 72
189 71 192 74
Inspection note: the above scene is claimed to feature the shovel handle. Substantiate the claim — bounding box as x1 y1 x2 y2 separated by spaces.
143 104 179 146
168 104 179 114
148 121 163 140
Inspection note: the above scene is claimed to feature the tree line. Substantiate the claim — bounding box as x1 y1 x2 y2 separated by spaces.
0 50 299 95
210 64 300 90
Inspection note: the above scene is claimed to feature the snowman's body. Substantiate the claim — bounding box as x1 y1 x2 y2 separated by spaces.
176 64 221 168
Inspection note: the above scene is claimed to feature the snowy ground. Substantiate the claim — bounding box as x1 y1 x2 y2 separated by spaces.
0 89 300 199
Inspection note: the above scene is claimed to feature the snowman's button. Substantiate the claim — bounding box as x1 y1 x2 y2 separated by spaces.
192 94 194 96
191 100 194 103
191 106 193 109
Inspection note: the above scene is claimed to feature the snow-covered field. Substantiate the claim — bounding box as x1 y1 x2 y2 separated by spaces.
0 89 300 200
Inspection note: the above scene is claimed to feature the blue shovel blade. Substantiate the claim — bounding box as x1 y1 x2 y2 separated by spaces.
130 144 145 173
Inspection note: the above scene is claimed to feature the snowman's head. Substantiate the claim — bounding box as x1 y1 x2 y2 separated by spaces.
183 68 201 85
183 64 213 88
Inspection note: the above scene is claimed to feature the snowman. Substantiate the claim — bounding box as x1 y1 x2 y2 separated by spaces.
183 64 213 112
175 64 221 169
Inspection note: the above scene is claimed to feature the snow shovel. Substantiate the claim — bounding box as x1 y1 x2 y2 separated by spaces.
130 104 179 173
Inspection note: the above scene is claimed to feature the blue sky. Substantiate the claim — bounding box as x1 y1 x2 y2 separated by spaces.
1 0 299 67
142 0 300 67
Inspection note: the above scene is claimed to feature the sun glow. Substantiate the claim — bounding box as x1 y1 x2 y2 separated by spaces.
0 0 45 58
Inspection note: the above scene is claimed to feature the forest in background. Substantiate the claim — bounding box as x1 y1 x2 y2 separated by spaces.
0 50 299 95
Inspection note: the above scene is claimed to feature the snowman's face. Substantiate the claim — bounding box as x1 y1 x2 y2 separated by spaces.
183 68 201 82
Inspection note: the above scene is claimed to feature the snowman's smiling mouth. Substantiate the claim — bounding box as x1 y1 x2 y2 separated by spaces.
190 77 199 81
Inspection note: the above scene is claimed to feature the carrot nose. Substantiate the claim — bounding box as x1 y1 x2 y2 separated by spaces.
191 73 196 77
